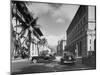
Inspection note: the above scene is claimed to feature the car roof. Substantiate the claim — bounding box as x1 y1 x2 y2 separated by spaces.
63 52 72 54
63 52 74 56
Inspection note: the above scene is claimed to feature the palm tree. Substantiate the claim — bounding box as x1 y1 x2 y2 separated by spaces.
11 1 42 58
38 38 48 48
37 38 48 55
11 23 21 58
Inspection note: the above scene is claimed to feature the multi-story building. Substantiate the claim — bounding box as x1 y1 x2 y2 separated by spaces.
57 40 66 56
29 29 43 57
66 5 96 58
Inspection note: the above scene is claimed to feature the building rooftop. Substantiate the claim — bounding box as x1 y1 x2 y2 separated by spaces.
67 5 87 34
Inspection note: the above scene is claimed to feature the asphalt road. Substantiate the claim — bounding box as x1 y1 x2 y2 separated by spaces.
11 58 95 75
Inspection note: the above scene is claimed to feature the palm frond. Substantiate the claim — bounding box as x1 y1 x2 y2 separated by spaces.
31 17 38 26
21 37 27 46
14 25 23 28
33 30 40 39
14 12 26 24
33 25 41 29
20 29 27 38
16 2 32 24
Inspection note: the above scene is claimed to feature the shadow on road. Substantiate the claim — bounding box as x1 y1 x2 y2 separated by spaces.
11 60 96 75
11 64 56 75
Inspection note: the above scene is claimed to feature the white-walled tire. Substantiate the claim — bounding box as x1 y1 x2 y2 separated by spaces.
32 59 37 63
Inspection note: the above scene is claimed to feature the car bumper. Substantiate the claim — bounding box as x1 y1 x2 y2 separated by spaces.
63 61 76 64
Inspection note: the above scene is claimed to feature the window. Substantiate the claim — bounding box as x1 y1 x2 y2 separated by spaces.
90 39 91 44
90 46 91 51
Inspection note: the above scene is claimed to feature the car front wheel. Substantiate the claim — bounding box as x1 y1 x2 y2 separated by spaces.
32 59 37 63
61 59 64 64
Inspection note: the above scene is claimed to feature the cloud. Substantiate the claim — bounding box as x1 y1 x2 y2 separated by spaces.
27 3 79 23
52 5 79 20
27 3 53 17
56 18 65 23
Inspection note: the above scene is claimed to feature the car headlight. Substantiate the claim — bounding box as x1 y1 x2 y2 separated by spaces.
69 57 72 60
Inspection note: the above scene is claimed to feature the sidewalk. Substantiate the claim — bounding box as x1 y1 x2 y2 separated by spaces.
11 58 29 63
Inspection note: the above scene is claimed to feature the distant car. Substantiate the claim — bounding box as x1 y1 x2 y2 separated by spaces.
60 52 76 64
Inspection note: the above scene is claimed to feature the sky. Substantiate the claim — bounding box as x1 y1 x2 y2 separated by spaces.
26 2 79 47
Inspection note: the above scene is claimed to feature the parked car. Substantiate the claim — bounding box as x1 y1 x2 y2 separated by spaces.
31 56 40 63
42 54 55 60
60 52 76 64
31 54 55 63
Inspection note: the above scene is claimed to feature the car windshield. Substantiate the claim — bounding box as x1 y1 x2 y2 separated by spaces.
63 52 74 57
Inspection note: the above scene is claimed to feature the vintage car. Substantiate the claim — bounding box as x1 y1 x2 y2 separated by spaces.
60 52 76 64
31 54 55 63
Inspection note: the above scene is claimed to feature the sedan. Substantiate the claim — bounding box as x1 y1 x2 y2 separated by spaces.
60 52 76 64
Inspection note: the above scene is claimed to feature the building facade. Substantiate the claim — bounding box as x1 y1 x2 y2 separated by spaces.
57 40 66 56
29 29 43 58
66 5 96 58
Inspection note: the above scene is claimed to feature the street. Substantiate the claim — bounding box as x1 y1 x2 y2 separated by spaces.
11 58 94 75
11 2 96 75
